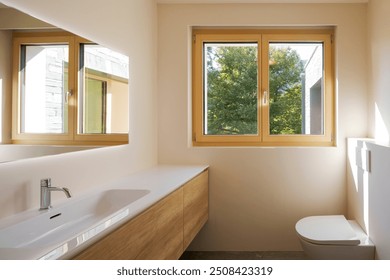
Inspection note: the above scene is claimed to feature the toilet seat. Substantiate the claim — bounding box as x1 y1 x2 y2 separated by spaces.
295 215 361 246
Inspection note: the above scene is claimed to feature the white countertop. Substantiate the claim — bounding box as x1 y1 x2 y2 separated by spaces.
95 164 209 225
0 165 208 260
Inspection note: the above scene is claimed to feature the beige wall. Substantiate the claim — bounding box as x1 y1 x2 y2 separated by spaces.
0 0 158 219
108 80 129 133
347 0 390 259
0 7 52 29
367 0 390 141
158 3 368 251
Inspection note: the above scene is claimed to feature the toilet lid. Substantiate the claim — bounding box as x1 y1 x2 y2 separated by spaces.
296 215 360 245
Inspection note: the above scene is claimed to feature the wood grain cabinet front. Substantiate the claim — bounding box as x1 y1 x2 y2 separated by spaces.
183 170 209 250
73 169 208 260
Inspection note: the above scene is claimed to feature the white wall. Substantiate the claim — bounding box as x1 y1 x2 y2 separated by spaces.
0 0 158 219
158 3 368 251
347 0 390 260
367 0 390 142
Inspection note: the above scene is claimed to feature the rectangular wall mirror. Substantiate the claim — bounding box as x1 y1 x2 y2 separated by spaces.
0 3 129 162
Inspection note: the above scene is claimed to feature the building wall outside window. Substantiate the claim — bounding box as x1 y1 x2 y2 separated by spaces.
303 45 324 135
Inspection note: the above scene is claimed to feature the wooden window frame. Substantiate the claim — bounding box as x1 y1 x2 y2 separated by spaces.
12 32 128 146
192 28 335 147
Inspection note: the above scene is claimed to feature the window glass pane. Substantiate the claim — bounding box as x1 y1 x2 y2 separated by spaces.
269 43 324 135
204 43 258 135
84 78 106 133
20 45 68 134
79 44 129 134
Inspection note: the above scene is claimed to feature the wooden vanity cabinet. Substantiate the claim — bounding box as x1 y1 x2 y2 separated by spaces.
73 169 208 260
74 188 183 260
183 170 208 250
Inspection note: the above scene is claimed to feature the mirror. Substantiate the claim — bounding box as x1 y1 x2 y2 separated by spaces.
0 3 129 163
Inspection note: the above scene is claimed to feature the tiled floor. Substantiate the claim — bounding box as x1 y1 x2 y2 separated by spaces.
180 251 308 260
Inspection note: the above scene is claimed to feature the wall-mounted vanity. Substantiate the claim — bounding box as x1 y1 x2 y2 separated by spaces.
74 167 208 260
0 165 209 260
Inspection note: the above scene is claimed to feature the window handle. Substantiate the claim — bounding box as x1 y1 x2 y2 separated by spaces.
263 90 268 105
65 90 73 103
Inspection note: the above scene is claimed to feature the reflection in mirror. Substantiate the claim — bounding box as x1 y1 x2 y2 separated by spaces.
79 44 129 134
14 35 129 144
20 44 69 134
0 4 129 163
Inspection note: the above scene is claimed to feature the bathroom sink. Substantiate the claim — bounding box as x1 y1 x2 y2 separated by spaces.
0 188 150 259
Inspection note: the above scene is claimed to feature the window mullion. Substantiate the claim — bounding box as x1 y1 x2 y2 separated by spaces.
67 36 77 140
258 35 264 143
261 35 270 142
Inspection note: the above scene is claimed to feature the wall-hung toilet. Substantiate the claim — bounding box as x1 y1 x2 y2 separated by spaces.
295 215 375 260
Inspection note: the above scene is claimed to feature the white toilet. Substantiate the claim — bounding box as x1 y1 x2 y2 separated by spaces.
295 215 375 260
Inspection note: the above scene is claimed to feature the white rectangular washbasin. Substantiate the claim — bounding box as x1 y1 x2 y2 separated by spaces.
0 188 150 260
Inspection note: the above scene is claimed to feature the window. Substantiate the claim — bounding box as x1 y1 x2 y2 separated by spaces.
79 44 129 135
19 44 69 135
12 32 129 145
192 29 335 146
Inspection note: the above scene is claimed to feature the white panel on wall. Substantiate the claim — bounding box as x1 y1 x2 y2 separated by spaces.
366 140 390 259
348 138 390 260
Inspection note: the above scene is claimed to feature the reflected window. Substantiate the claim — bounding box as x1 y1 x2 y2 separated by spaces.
79 44 129 134
20 44 69 134
12 32 129 145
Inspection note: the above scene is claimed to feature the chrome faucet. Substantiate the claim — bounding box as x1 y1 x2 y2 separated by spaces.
39 178 71 210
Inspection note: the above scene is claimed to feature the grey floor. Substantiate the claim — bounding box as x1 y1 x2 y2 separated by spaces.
180 251 308 260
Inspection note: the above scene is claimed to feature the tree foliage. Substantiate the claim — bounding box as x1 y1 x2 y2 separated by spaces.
269 46 304 134
205 44 303 135
206 45 258 135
